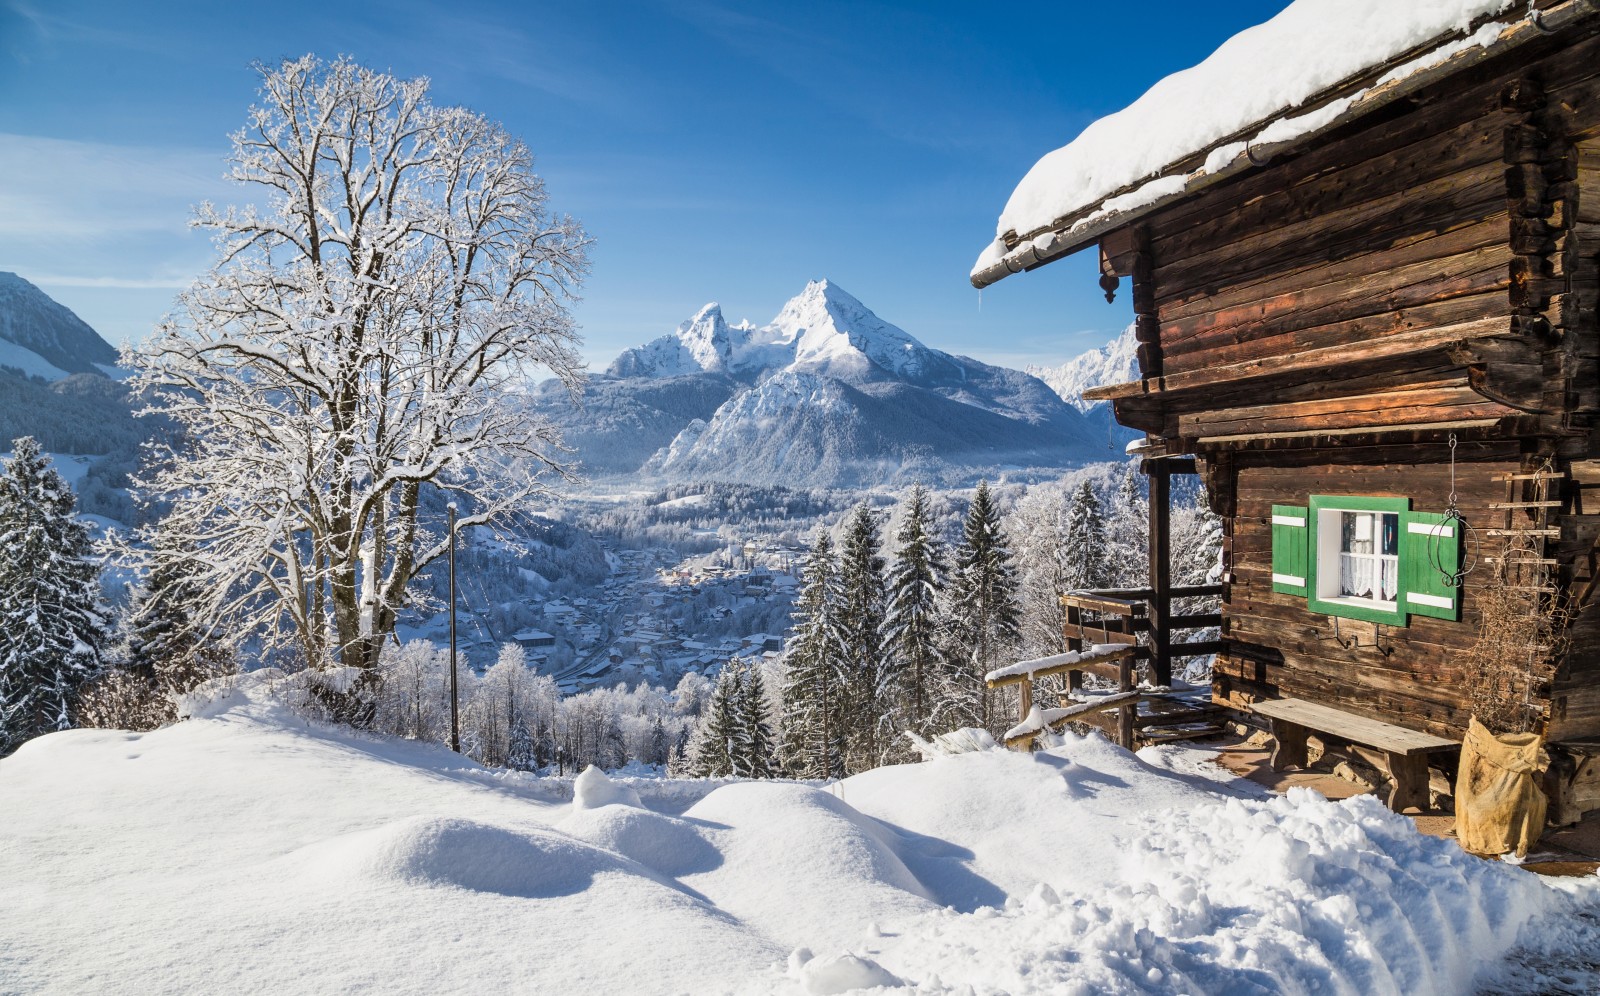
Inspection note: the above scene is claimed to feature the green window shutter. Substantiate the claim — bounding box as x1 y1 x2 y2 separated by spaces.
1401 511 1460 621
1271 504 1309 596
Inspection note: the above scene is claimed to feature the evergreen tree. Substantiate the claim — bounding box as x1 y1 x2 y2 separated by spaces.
648 715 669 768
940 480 1021 733
667 725 692 776
739 663 775 778
1063 480 1110 591
837 503 887 770
0 437 104 754
883 484 945 737
780 532 848 779
507 721 536 771
692 661 744 777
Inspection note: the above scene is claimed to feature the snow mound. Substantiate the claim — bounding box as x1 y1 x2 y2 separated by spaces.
560 805 721 877
297 815 613 898
812 788 1561 994
904 727 998 759
175 668 278 720
684 782 936 950
787 949 901 995
572 763 643 810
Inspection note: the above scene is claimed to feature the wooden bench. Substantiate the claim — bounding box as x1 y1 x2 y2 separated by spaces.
1251 697 1459 813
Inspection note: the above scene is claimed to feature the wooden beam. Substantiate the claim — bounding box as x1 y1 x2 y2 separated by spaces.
1082 318 1510 403
1148 461 1173 688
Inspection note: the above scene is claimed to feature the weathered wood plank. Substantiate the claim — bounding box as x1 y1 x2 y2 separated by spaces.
1252 697 1458 753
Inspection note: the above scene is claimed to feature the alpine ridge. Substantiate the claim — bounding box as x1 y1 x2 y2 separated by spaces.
538 279 1133 487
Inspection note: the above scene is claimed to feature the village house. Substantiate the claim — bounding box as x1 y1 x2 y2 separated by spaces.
975 1 1600 822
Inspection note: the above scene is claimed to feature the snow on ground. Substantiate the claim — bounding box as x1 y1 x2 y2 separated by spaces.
2 671 1597 995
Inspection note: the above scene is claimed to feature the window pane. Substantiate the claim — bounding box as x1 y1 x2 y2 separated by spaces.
1381 513 1398 556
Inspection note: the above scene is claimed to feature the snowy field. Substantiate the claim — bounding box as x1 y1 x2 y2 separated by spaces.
3 673 1599 995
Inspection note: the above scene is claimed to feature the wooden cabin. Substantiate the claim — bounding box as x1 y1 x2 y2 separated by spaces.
973 1 1600 820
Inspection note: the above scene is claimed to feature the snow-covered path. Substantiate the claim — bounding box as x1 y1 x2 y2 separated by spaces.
2 675 1595 994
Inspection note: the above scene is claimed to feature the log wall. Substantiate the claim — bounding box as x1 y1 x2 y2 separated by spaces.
1214 449 1521 740
1100 26 1600 742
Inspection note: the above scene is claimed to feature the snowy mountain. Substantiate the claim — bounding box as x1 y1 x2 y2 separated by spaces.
607 304 747 378
0 272 120 379
1027 322 1139 412
542 280 1127 487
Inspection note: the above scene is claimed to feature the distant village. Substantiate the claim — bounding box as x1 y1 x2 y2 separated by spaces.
409 537 802 695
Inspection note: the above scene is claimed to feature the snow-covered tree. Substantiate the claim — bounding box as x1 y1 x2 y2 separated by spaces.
939 480 1021 732
1063 480 1110 591
0 437 104 754
464 643 550 767
128 55 589 674
646 715 670 768
691 662 744 777
837 502 887 770
883 484 944 737
739 662 775 778
780 532 848 779
1106 465 1150 588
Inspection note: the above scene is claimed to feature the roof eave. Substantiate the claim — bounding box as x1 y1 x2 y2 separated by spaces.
971 0 1600 291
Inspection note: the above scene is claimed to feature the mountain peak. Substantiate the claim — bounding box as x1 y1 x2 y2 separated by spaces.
0 272 119 378
1027 323 1139 412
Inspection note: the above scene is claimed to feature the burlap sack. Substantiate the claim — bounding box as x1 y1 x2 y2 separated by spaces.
1455 716 1548 858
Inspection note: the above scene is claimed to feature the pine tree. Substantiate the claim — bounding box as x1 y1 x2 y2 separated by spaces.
1063 480 1110 591
837 503 887 771
940 480 1021 733
883 484 945 737
780 532 848 779
739 663 775 778
648 715 669 768
692 661 744 777
0 437 104 754
507 721 536 771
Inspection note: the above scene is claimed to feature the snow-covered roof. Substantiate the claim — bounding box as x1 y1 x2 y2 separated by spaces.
972 0 1595 288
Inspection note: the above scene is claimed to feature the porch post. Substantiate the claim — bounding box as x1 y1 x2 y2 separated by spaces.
1148 460 1172 687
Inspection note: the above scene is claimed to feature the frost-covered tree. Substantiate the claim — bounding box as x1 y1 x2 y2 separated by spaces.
0 437 104 754
883 484 944 737
940 480 1020 732
464 643 549 767
837 503 887 770
781 532 848 779
128 55 589 674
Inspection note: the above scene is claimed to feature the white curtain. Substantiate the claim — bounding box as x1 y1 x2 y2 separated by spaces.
1340 554 1398 601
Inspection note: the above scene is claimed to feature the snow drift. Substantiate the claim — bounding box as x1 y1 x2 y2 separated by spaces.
1 670 1593 995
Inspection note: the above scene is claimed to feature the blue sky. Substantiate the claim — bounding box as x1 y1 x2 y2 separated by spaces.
0 0 1284 370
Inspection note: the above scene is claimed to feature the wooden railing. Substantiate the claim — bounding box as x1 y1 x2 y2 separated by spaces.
986 645 1142 750
1062 584 1226 669
988 583 1228 752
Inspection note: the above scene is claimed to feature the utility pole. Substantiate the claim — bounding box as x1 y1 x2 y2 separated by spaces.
448 501 460 753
